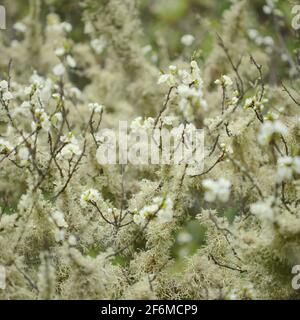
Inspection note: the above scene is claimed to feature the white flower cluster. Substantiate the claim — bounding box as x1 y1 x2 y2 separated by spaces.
80 188 101 208
177 231 193 244
250 197 274 221
276 156 300 183
53 63 66 77
0 80 14 102
50 210 76 245
13 22 27 33
247 29 274 54
23 72 53 105
157 72 176 87
90 36 107 54
84 21 94 34
60 132 82 159
257 119 287 145
34 108 51 132
68 86 82 100
17 146 30 164
161 115 177 126
54 47 77 70
47 17 72 33
51 112 63 127
55 47 76 67
51 210 68 228
89 102 104 114
214 75 233 88
158 61 208 121
0 138 13 155
133 197 173 226
181 34 195 47
130 117 155 132
50 210 68 242
202 178 231 202
55 47 65 57
244 95 268 111
262 0 281 16
66 55 76 68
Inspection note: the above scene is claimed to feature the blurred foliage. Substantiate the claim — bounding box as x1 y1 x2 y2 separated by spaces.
4 0 298 61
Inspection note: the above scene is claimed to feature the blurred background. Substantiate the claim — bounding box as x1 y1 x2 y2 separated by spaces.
2 0 298 66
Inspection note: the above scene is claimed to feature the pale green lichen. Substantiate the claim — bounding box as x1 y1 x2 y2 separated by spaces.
0 0 300 300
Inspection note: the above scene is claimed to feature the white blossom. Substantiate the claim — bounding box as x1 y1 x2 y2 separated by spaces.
244 96 268 111
13 22 27 33
162 116 177 126
0 80 8 90
84 21 94 34
203 178 231 202
163 60 206 121
0 138 13 155
250 197 274 221
177 232 193 244
178 69 193 85
55 47 65 57
34 108 51 132
276 156 300 183
24 86 32 95
51 112 63 126
181 34 195 46
157 73 176 86
257 120 287 145
244 97 254 109
133 212 146 226
59 140 79 157
157 197 173 224
20 101 31 109
89 103 104 114
294 157 300 174
51 211 68 228
215 75 233 88
52 63 65 76
90 37 107 54
263 5 272 15
169 65 177 73
54 229 65 242
18 147 30 162
2 91 13 101
60 132 80 145
60 141 81 159
68 235 77 246
178 84 199 99
80 189 101 207
41 119 51 132
69 87 82 99
66 55 76 68
264 36 274 47
130 117 154 132
190 60 202 83
62 22 72 32
248 29 259 40
133 197 173 226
